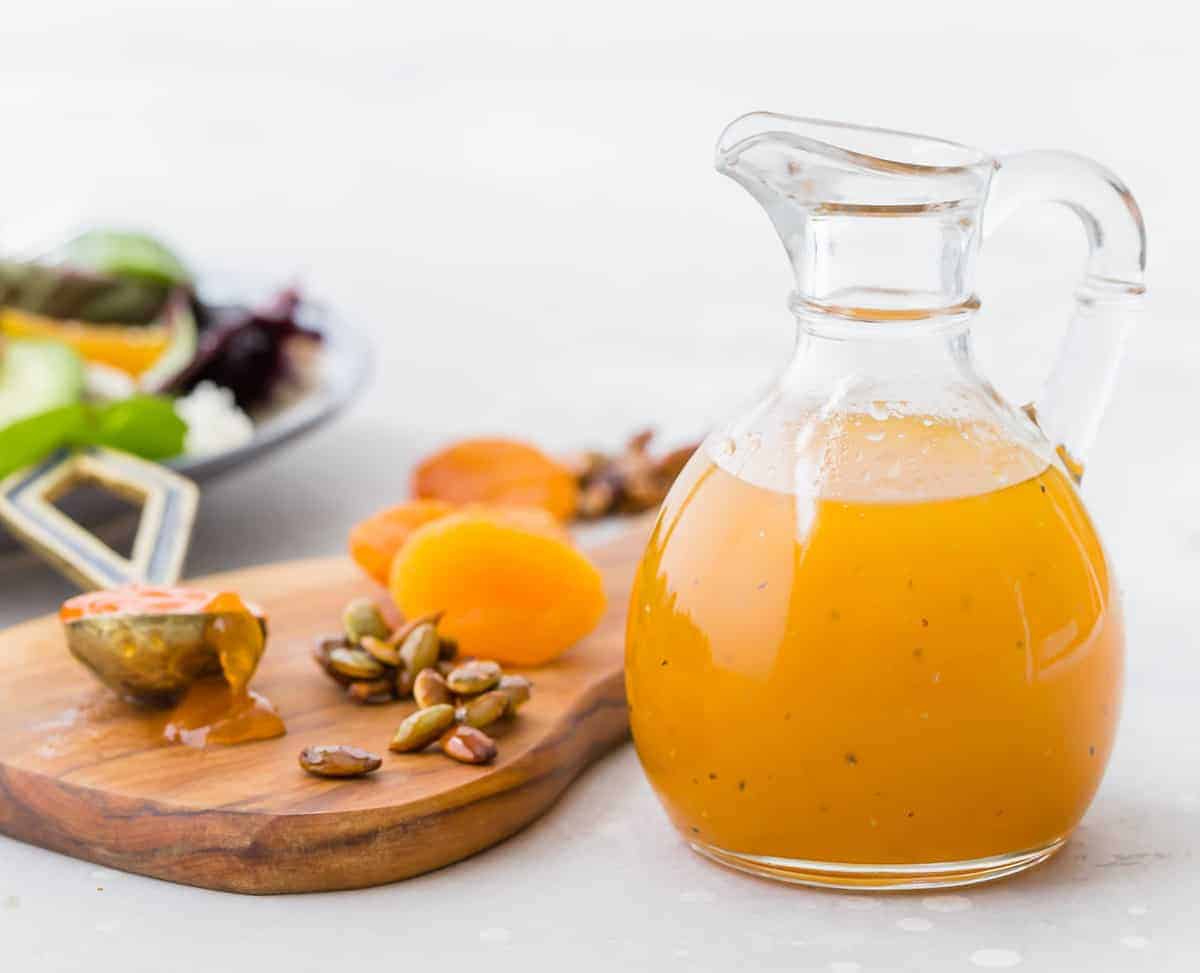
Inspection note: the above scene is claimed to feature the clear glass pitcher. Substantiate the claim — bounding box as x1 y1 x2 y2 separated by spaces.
625 113 1146 890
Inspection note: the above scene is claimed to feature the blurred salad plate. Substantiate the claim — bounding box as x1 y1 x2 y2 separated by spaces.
0 229 371 578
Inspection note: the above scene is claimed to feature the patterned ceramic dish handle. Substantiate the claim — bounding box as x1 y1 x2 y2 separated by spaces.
0 447 198 590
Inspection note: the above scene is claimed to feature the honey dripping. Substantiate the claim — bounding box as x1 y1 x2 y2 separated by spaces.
162 593 286 748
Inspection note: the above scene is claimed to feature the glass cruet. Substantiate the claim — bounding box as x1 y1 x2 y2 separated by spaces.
625 113 1146 890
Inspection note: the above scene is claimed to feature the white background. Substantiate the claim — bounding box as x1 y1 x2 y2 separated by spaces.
0 2 1196 970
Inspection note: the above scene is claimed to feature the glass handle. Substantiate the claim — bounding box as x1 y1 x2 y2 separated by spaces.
983 151 1146 481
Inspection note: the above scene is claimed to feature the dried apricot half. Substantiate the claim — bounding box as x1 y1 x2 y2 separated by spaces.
412 438 578 521
388 508 606 666
349 500 456 585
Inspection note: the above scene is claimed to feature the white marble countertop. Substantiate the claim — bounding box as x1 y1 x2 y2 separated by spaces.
1 3 1196 969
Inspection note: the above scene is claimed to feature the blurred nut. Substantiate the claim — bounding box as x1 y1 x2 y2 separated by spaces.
346 678 395 704
576 479 617 520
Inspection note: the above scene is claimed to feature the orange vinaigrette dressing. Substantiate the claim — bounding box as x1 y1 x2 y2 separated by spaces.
61 587 285 748
162 592 285 748
626 415 1122 865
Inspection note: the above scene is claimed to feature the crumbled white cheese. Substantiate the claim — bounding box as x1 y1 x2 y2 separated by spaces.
175 381 255 457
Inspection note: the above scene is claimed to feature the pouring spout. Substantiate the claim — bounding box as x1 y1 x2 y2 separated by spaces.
716 113 995 319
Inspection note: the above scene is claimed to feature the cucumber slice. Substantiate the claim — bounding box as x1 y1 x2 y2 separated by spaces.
0 338 84 428
139 295 198 392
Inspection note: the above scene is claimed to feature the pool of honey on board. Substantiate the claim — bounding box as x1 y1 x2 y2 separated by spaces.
625 414 1122 867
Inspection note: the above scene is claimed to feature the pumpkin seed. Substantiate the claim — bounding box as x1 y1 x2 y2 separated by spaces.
497 674 532 712
389 703 455 752
314 637 355 685
387 610 444 646
399 622 441 677
361 634 402 667
457 690 509 729
342 598 390 644
441 725 497 764
299 745 382 778
328 646 386 680
394 665 416 699
413 668 452 709
346 678 395 704
435 659 456 677
446 659 502 696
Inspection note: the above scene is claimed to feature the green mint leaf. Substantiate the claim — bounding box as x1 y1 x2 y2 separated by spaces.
0 404 88 480
87 396 186 460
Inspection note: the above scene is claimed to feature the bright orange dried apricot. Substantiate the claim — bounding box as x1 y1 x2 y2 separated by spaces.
412 438 578 522
348 500 456 585
455 504 570 543
388 508 606 666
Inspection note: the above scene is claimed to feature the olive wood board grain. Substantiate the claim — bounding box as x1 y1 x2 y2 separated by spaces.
0 522 649 894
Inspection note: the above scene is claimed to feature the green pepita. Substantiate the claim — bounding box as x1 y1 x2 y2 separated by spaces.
389 703 456 752
346 678 395 704
314 637 355 685
361 634 402 668
328 646 386 680
394 665 416 699
446 659 502 696
414 668 452 709
399 622 441 677
496 674 532 712
298 745 382 778
441 725 498 764
457 690 509 729
342 598 390 644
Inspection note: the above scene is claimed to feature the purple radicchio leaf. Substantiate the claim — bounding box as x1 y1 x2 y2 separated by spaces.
166 287 321 410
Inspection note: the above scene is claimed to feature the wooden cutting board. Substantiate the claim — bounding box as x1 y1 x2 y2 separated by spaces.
0 524 648 894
